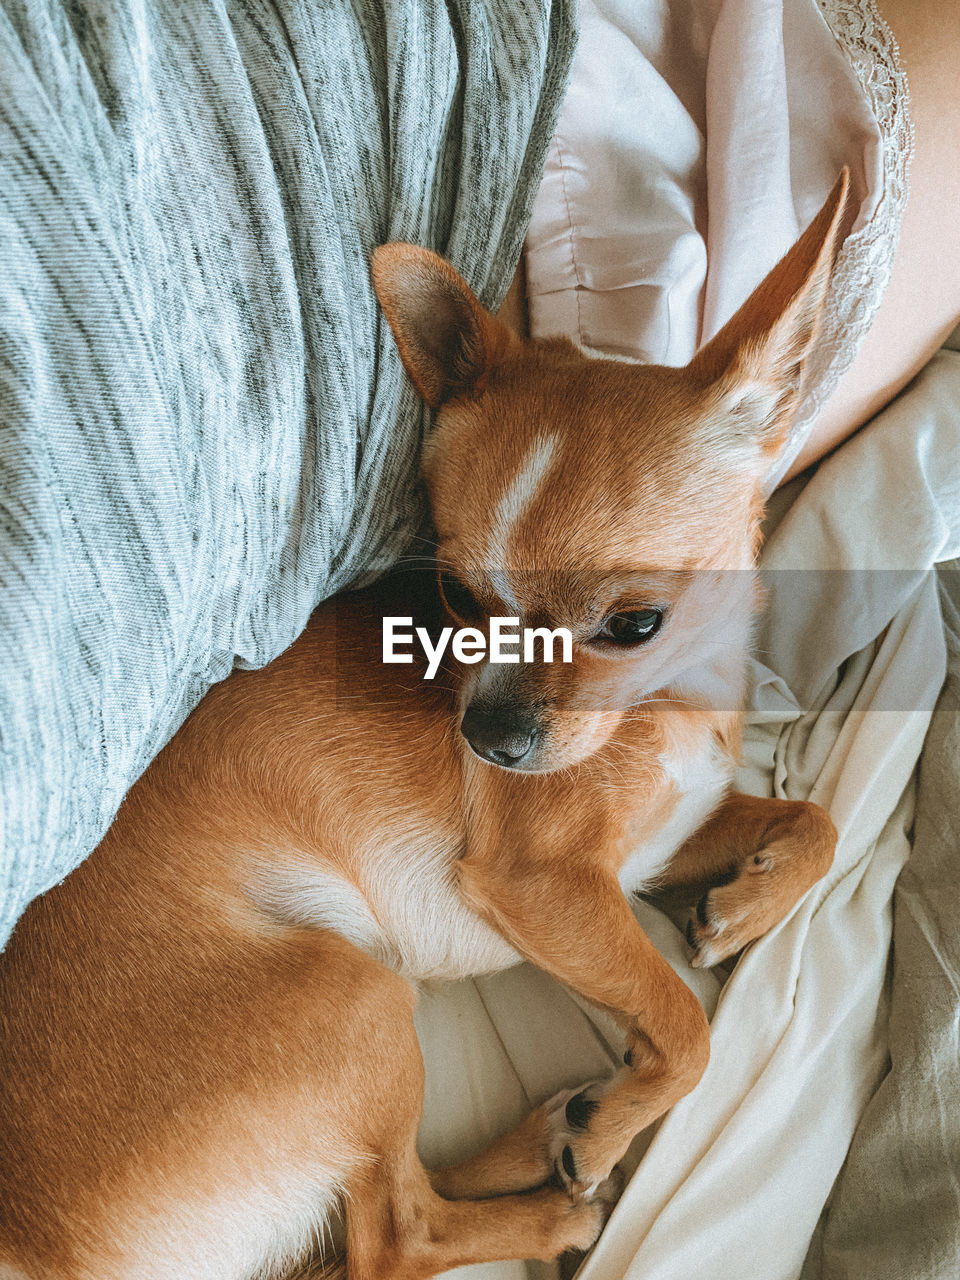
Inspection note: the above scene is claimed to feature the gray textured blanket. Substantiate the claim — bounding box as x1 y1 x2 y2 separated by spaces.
0 0 576 945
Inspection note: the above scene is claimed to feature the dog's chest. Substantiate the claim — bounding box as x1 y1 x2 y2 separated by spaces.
262 726 732 981
263 829 518 983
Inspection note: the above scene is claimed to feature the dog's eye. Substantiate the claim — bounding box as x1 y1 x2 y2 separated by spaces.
598 608 663 646
439 572 481 622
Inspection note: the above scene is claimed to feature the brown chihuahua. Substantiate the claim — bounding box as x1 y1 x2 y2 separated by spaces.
0 174 846 1280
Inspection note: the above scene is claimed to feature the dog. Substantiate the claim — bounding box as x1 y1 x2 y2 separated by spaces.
0 171 847 1280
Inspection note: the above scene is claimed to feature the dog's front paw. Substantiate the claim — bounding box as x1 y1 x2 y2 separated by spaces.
684 860 781 967
685 798 837 967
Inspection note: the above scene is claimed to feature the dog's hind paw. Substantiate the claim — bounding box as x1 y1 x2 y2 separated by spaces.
543 1080 618 1199
545 1181 619 1255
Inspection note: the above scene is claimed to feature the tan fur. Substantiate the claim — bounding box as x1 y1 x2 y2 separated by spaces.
0 174 848 1278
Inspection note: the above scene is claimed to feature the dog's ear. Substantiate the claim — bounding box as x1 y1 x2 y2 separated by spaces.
690 168 851 454
371 245 515 408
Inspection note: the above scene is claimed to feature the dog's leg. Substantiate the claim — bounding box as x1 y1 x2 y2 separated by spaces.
290 1155 616 1280
660 792 837 968
427 1104 563 1199
342 1085 612 1279
345 1158 613 1280
459 853 711 1195
314 952 612 1279
277 939 611 1280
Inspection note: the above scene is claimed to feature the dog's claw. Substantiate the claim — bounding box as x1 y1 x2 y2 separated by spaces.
686 891 726 967
689 943 719 969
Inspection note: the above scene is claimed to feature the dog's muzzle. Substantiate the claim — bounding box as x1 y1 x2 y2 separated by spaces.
460 704 540 768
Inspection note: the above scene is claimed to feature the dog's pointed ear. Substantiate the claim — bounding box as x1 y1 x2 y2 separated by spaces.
371 245 515 408
690 168 852 454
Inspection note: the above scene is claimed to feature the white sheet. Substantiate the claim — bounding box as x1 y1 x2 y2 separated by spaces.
523 0 909 484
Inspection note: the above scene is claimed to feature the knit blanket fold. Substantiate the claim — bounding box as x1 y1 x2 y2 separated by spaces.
0 0 576 945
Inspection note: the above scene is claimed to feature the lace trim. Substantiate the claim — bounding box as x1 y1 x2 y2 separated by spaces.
771 0 915 486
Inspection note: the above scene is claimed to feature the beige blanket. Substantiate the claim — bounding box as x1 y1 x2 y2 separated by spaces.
801 561 960 1278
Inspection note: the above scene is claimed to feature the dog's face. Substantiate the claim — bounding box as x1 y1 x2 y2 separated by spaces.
373 173 849 772
421 354 763 772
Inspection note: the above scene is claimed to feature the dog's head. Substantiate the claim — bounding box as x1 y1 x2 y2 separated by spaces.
373 172 850 773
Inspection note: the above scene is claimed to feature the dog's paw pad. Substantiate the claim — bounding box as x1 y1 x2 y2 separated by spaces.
543 1080 610 1197
564 1088 600 1132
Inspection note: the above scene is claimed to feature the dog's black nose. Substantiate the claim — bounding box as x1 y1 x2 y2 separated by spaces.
460 705 538 767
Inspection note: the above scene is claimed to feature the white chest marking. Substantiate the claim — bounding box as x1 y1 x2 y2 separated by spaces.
256 839 518 984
